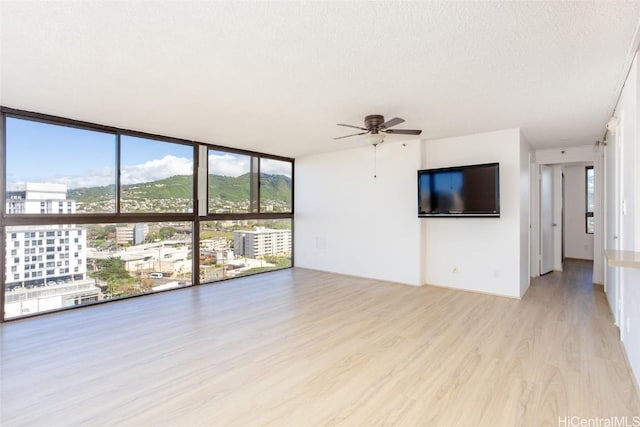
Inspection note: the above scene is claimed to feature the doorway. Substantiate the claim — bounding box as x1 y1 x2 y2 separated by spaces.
562 164 595 263
534 158 599 281
540 165 554 274
539 164 565 274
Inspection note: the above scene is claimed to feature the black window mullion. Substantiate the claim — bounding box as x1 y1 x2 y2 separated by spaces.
256 156 261 213
192 218 200 287
192 146 200 286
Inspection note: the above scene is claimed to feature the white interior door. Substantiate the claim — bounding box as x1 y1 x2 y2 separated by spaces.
540 165 554 275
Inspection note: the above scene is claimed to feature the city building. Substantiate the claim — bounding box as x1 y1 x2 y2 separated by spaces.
213 249 234 264
6 183 74 214
115 223 149 246
200 238 228 252
4 183 101 316
233 227 292 258
115 225 133 246
87 242 191 278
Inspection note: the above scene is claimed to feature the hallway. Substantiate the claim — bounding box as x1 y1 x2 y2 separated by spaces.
519 258 639 419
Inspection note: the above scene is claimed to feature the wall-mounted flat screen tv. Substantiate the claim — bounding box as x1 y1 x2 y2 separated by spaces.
418 162 500 217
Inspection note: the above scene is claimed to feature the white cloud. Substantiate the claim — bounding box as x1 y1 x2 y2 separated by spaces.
121 155 193 185
208 153 250 177
57 168 115 188
261 158 292 177
207 154 291 177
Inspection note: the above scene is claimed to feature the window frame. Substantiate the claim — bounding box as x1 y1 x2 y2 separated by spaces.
205 149 294 217
1 107 294 322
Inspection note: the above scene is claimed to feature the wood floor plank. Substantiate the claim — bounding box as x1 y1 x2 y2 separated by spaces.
1 260 638 426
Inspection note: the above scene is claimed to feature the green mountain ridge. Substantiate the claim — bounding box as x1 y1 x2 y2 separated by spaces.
68 173 292 203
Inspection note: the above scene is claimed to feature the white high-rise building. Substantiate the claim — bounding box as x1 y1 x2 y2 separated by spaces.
233 227 292 258
5 224 88 288
6 183 75 214
4 183 100 318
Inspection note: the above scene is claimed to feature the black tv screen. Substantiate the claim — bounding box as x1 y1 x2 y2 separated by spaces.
418 162 500 217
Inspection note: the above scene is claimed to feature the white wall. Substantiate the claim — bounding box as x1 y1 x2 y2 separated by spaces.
295 127 530 298
421 128 527 298
520 135 532 296
632 51 640 388
605 51 640 391
563 165 594 260
620 59 638 260
294 140 422 285
619 54 639 383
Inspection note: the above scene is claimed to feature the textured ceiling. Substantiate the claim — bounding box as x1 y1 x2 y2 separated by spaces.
1 1 639 158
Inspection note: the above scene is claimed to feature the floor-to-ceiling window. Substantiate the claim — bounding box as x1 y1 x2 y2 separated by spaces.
1 108 294 321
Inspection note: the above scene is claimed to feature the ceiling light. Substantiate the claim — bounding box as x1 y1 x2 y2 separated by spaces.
365 132 385 146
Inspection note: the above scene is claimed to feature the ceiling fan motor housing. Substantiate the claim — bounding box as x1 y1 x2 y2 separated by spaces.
364 114 385 131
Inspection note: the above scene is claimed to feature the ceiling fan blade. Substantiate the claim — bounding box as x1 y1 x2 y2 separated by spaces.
384 129 422 135
334 132 368 140
381 117 405 129
337 123 367 131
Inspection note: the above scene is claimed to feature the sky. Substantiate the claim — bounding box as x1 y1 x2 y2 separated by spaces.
6 117 291 189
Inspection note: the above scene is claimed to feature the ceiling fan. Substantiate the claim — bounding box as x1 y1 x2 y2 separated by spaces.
334 114 422 145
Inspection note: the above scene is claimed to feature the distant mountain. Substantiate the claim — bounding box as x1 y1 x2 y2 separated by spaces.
68 173 291 203
259 173 292 204
68 184 116 203
124 175 193 200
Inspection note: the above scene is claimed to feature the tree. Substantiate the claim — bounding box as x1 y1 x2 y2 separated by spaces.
116 277 153 295
87 224 108 240
91 257 135 296
158 226 177 240
144 231 160 243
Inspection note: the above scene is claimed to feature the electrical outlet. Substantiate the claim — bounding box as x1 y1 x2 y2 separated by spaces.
452 266 458 274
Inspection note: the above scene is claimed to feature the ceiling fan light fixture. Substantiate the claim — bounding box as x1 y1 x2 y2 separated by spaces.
365 132 385 146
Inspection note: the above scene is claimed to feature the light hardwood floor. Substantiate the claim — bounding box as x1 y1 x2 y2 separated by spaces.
1 260 638 426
